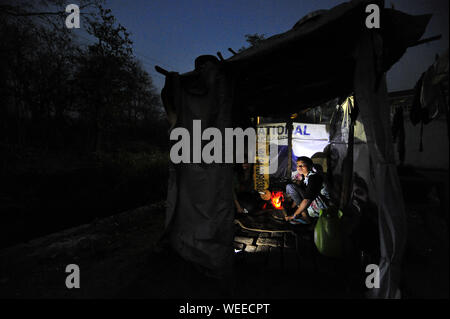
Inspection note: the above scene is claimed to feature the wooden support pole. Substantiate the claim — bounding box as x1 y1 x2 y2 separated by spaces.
155 65 170 76
228 48 237 55
410 35 442 47
286 118 294 179
217 52 225 61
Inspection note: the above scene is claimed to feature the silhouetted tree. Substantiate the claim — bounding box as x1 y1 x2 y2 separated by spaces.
238 33 266 52
0 1 163 153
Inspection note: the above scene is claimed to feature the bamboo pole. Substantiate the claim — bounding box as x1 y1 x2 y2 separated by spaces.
286 118 293 179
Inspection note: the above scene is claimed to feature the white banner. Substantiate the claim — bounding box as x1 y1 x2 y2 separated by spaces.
258 122 329 155
255 122 330 179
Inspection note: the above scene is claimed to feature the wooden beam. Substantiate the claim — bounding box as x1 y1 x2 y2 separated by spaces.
155 65 170 76
217 52 225 61
228 48 238 55
286 118 293 179
410 35 442 47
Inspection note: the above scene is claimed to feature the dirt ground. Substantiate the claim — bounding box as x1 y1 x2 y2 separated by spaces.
0 194 447 299
0 201 352 299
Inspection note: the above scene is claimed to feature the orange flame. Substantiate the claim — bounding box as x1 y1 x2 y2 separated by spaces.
271 191 284 210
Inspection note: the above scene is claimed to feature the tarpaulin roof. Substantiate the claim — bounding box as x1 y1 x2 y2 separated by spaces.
169 0 430 118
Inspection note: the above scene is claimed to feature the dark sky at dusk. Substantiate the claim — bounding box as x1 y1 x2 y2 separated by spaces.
95 0 449 94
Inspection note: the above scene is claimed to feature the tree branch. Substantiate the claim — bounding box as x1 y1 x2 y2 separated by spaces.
0 3 97 17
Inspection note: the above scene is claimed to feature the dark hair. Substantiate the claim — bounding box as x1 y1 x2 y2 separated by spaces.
296 156 313 171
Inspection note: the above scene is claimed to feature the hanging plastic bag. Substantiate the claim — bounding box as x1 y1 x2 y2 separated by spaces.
314 206 344 257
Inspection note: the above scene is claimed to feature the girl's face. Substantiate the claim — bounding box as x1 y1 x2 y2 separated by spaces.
296 161 309 175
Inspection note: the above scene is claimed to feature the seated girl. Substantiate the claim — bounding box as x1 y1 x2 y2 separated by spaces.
285 156 330 224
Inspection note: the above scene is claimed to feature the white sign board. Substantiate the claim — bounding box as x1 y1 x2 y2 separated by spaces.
258 122 330 157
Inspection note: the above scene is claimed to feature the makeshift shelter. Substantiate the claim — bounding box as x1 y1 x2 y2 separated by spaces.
158 0 432 298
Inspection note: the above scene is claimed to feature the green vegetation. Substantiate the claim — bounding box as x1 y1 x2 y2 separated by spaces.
0 1 169 246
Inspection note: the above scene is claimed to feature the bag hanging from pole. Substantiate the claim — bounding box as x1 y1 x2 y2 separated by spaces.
314 206 344 257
